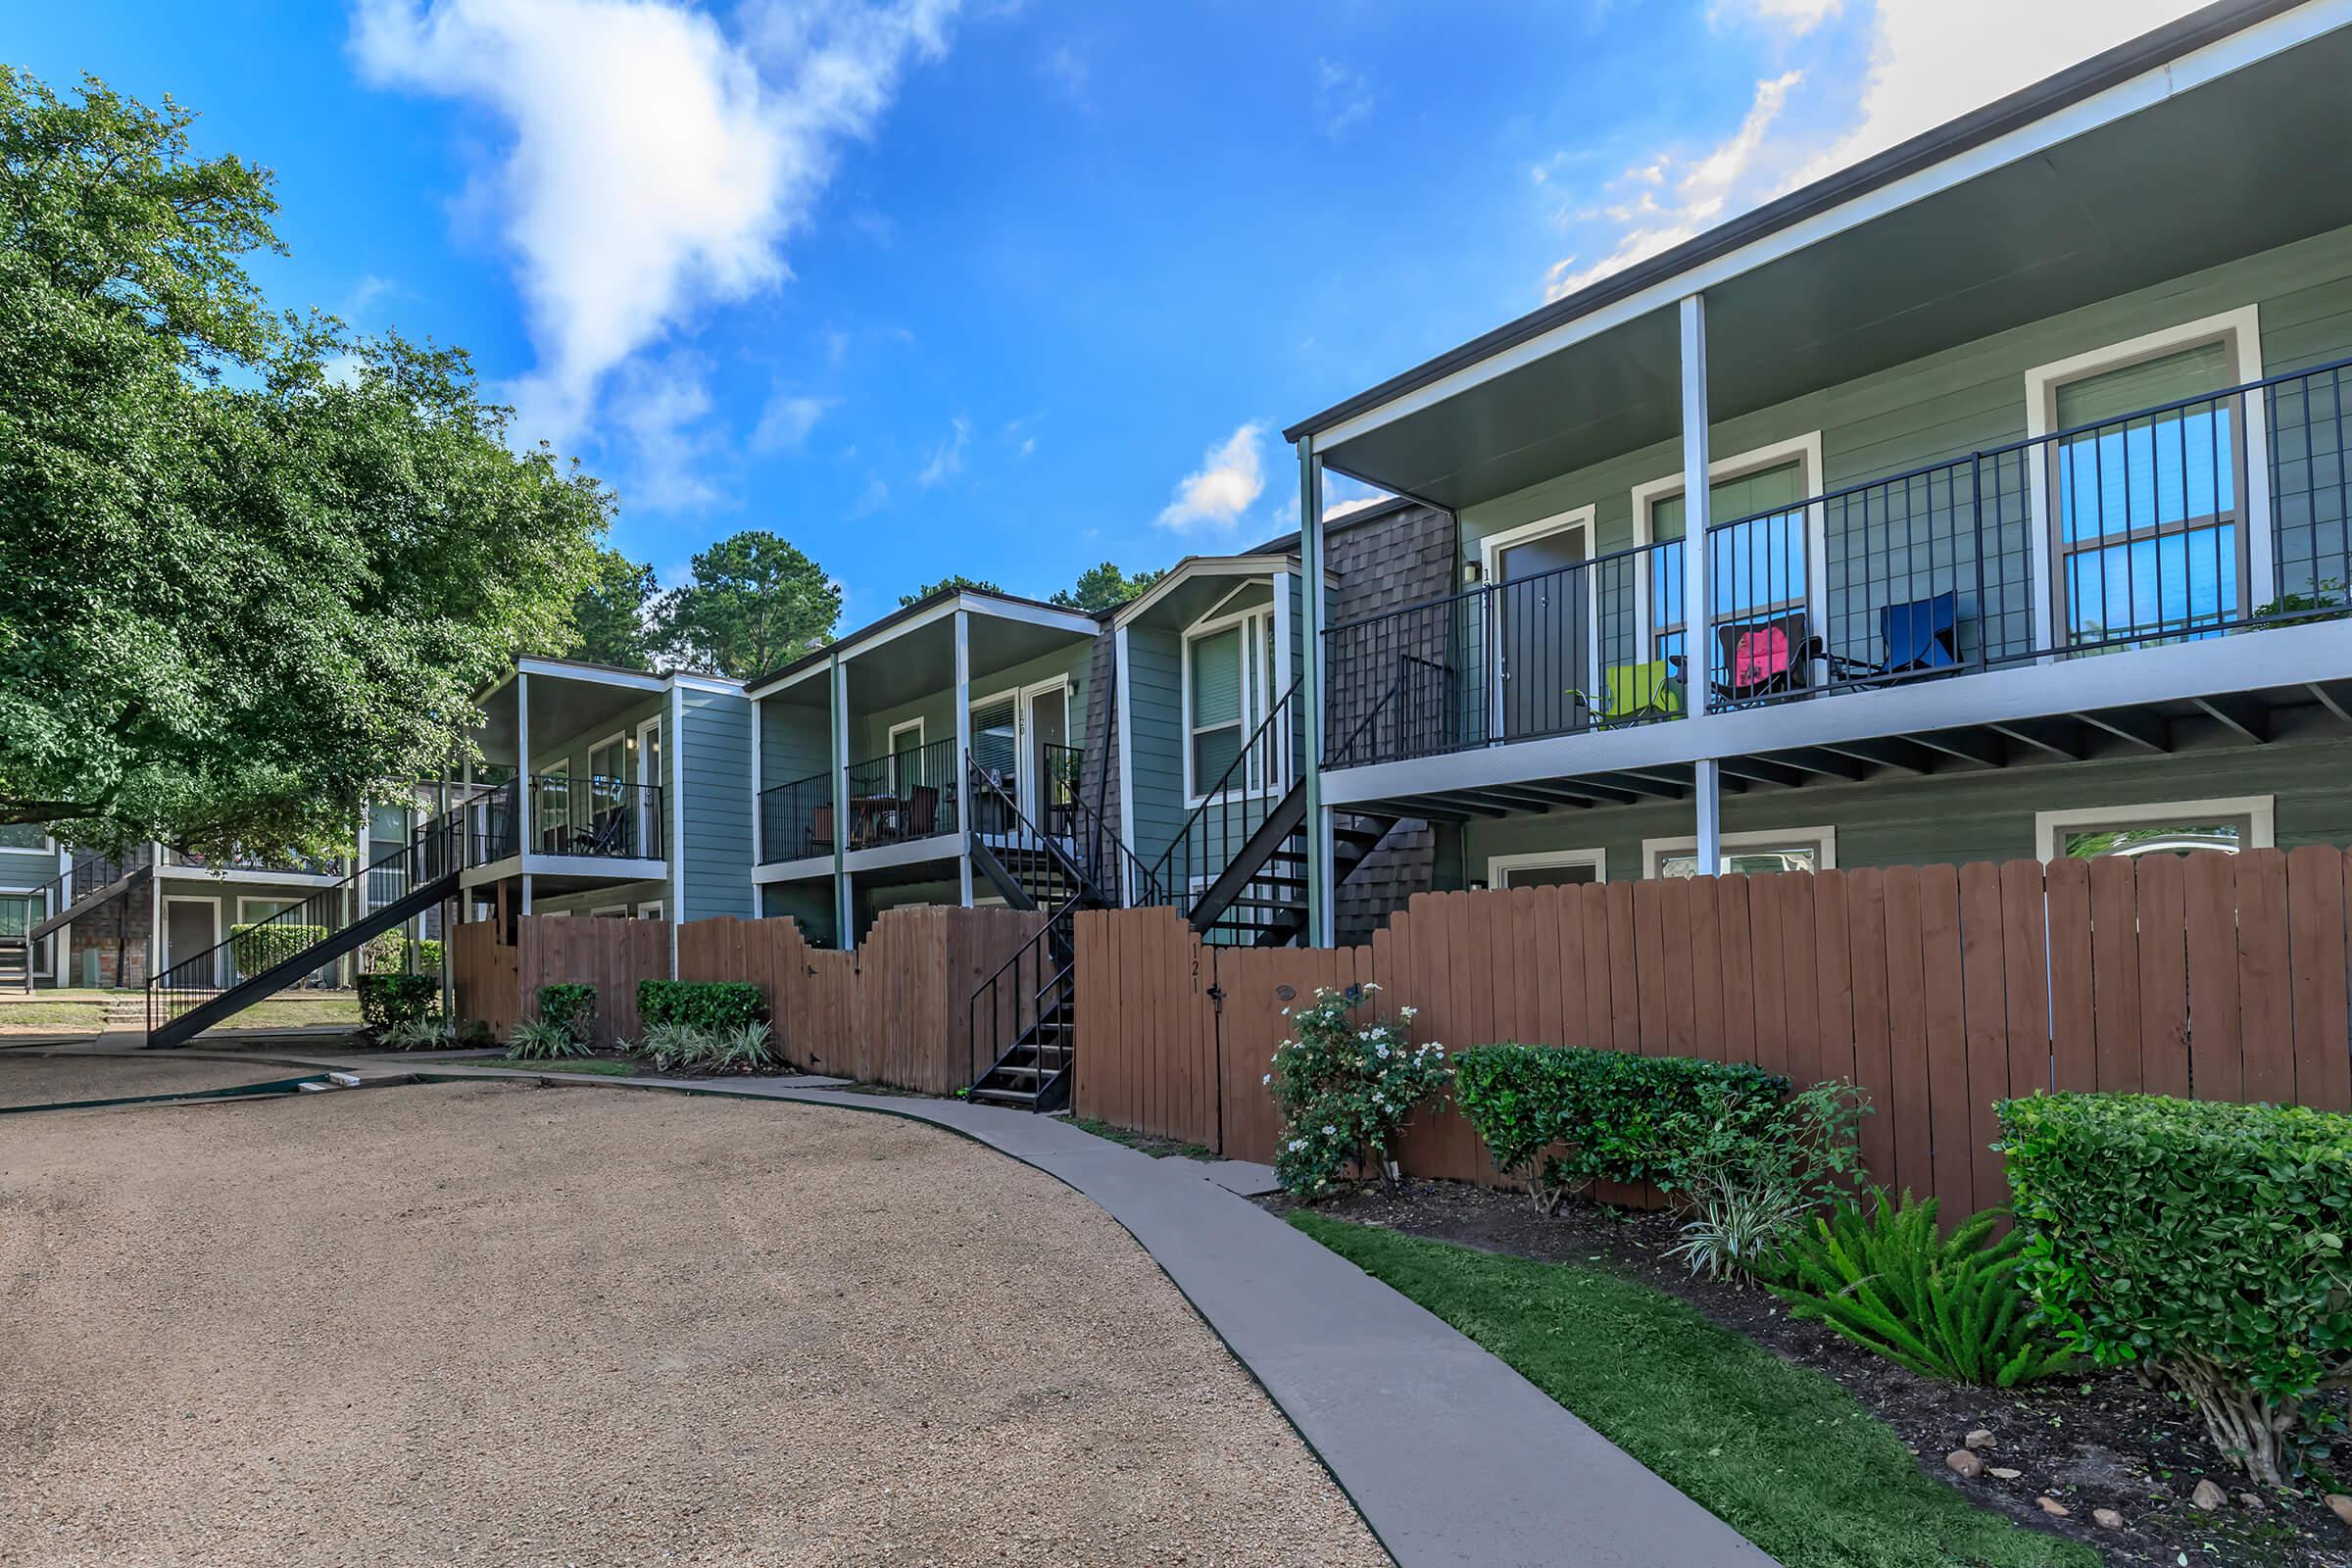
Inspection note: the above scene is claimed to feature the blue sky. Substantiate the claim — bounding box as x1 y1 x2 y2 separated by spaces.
16 0 2189 629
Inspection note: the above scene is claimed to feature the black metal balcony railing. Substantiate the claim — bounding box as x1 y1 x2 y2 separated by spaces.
759 768 834 863
1039 742 1084 840
1326 356 2352 767
844 737 959 851
466 773 663 862
164 846 344 877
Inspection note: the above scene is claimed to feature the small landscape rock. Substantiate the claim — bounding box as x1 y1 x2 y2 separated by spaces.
2091 1508 2125 1530
1988 1467 2021 1480
2035 1496 2070 1517
2326 1494 2352 1527
2191 1479 2228 1511
1945 1449 1984 1479
1964 1428 1995 1451
2237 1492 2264 1510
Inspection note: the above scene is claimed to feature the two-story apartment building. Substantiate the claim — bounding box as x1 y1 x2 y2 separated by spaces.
1272 0 2352 944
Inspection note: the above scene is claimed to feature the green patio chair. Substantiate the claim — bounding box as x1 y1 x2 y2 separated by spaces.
1573 661 1684 725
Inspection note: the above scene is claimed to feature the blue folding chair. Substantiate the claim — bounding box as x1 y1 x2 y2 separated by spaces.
1880 592 1960 674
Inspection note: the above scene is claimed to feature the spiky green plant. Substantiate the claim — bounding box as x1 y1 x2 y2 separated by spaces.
507 1017 590 1061
714 1020 777 1073
376 1016 455 1052
636 1020 711 1073
1770 1188 2075 1387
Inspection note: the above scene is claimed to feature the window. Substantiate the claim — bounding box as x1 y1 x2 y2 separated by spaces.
1487 849 1606 889
2028 311 2261 652
1185 606 1277 801
1642 826 1836 880
588 732 627 847
636 900 664 920
1635 436 1821 671
635 717 663 857
2034 797 2272 862
0 823 52 851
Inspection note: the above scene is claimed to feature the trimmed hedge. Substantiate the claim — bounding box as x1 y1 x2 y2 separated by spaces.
1998 1092 2352 1484
358 972 441 1032
1452 1043 1788 1211
228 921 328 979
537 982 597 1043
637 979 766 1034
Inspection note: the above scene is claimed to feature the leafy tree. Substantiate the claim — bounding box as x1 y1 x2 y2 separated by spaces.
566 547 663 670
0 70 607 859
898 573 1003 608
657 529 839 678
1052 561 1166 612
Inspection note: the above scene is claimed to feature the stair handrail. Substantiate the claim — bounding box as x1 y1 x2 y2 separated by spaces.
965 755 1144 910
1148 673 1303 915
145 804 467 1037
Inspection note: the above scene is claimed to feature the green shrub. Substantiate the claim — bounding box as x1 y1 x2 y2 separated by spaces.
637 979 765 1033
1997 1092 2352 1483
1269 985 1449 1200
1772 1188 2074 1385
536 983 596 1043
1665 1081 1869 1285
358 972 440 1033
714 1020 778 1073
1451 1043 1788 1212
508 1017 589 1060
628 1018 781 1075
358 932 446 975
229 921 328 979
377 1016 455 1051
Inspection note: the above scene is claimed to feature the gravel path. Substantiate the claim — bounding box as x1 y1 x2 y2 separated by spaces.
0 1080 1391 1567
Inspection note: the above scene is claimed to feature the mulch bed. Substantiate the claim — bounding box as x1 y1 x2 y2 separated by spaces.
1265 1178 2352 1568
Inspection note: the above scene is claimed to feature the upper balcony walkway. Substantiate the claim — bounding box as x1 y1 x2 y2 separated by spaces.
1323 358 2352 806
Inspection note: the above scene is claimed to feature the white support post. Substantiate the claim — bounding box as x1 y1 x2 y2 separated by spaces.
514 668 532 859
1679 293 1721 875
519 872 533 915
831 654 853 946
954 608 974 907
750 692 764 868
667 682 685 977
1299 439 1334 946
146 840 163 989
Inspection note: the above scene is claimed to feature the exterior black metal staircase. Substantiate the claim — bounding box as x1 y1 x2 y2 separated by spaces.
0 852 153 992
144 809 465 1049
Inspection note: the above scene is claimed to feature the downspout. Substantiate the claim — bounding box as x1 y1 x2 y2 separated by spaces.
668 680 685 978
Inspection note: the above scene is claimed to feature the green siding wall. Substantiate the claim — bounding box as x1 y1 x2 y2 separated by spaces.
1457 738 2352 888
1125 625 1186 866
760 698 831 791
680 687 754 920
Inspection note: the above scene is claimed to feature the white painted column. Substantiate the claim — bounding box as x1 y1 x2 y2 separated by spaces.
519 873 533 915
667 682 685 977
1113 625 1137 905
749 692 764 868
1299 441 1335 946
514 668 532 861
831 655 853 945
147 842 162 987
1679 294 1721 875
953 608 974 907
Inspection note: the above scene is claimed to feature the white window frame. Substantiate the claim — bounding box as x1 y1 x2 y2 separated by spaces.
2034 794 2274 862
1485 847 1608 889
1631 431 1825 669
1641 824 1838 880
1182 602 1280 807
590 904 630 918
0 827 56 854
1013 674 1072 820
634 715 663 858
2023 307 2271 654
885 717 926 794
635 900 664 921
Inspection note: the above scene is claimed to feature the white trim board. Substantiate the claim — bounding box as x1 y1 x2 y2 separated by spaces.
1641 825 1838 879
1485 847 1608 888
2034 794 2275 860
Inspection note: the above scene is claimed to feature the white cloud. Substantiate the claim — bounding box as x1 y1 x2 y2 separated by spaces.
1316 58 1373 139
1157 422 1265 533
1544 71 1801 302
1711 0 1841 35
609 353 723 512
752 391 833 451
917 416 969 486
1540 0 2207 302
352 0 956 440
1324 496 1385 522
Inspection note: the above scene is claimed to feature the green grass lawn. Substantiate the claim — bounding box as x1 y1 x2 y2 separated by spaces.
232 997 362 1029
460 1057 639 1077
1068 1115 1214 1160
0 1001 106 1031
1290 1214 2096 1568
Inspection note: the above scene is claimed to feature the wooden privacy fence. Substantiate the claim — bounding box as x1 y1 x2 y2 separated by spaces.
678 907 1044 1093
1073 848 2352 1218
452 916 668 1050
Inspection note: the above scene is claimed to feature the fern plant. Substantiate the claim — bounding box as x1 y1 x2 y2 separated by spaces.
507 1017 590 1061
1771 1188 2075 1387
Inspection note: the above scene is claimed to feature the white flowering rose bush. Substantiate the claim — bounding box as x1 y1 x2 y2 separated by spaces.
1266 984 1448 1199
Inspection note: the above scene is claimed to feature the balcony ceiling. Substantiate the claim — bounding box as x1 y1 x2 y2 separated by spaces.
1320 17 2352 513
843 609 1091 711
476 670 658 766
